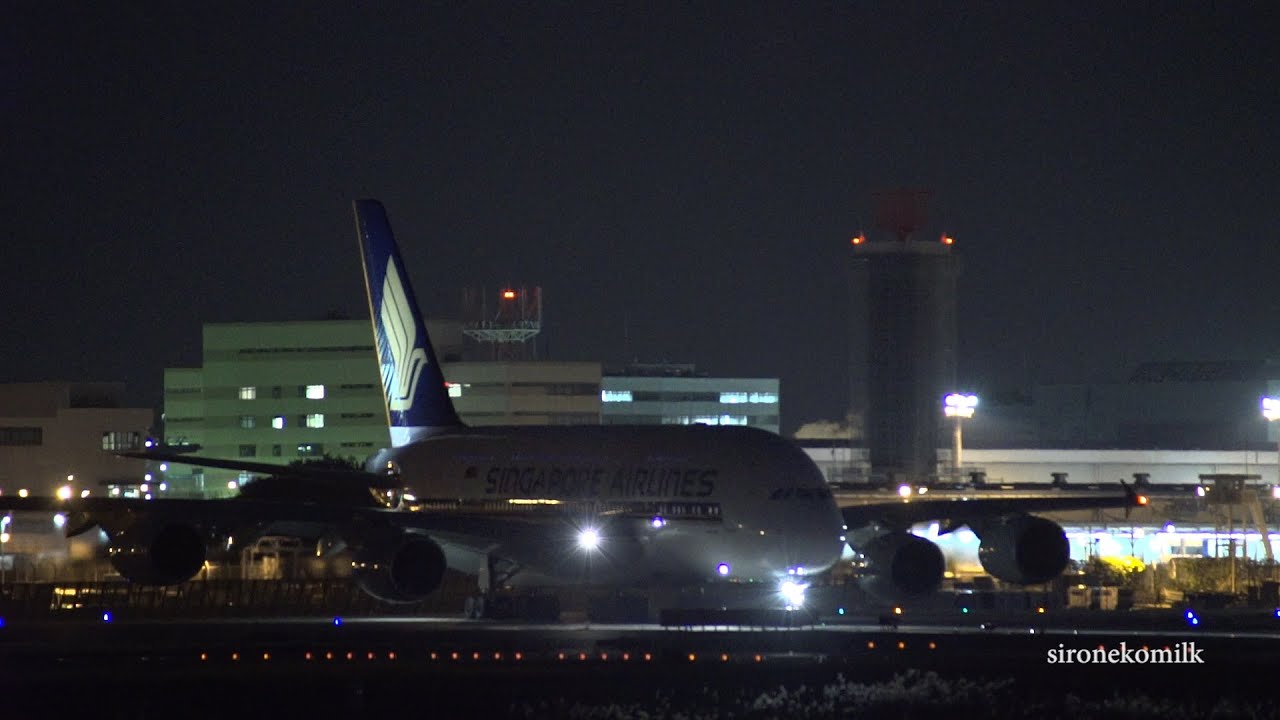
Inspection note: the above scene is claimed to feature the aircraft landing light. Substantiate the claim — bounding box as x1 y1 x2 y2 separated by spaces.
577 527 602 551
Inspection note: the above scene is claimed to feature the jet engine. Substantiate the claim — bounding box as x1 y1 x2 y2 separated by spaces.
856 531 945 602
974 515 1069 585
106 521 207 586
350 531 448 603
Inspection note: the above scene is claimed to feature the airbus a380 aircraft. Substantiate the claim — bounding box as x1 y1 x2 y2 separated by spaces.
0 200 1139 618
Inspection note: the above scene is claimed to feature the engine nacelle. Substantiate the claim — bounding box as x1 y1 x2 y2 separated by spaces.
856 531 945 602
351 531 447 603
107 521 207 586
975 515 1069 585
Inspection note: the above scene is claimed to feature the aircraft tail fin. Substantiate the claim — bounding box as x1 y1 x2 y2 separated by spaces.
353 199 463 446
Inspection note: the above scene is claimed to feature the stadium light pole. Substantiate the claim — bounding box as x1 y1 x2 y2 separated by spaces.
1263 397 1280 502
943 394 978 482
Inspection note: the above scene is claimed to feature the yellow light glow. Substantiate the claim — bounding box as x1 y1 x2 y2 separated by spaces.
56 486 72 500
502 290 517 300
18 489 28 498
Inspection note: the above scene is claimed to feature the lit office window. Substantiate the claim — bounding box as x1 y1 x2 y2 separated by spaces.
305 414 325 428
601 390 634 402
272 416 286 430
749 392 778 404
447 383 463 398
239 386 257 400
719 392 748 404
305 385 326 399
239 415 256 429
296 443 324 457
719 415 748 426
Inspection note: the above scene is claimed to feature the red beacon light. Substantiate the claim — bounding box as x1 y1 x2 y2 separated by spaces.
941 234 955 245
851 234 866 246
501 290 517 300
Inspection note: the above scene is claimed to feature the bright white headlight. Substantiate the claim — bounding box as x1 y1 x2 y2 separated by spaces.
779 579 808 609
577 528 601 551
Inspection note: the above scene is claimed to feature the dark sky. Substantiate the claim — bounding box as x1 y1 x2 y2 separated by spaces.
3 3 1277 433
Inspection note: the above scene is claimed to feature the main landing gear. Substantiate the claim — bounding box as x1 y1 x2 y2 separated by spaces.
464 555 562 622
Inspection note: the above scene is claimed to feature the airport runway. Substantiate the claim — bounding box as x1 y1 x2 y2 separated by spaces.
3 613 1277 718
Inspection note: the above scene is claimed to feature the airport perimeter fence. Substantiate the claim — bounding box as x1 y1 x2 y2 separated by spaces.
0 574 477 620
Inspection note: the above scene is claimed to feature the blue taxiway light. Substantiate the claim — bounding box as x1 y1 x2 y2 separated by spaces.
101 611 113 623
332 616 344 627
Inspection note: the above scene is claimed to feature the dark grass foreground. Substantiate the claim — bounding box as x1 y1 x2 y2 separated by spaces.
511 670 1280 720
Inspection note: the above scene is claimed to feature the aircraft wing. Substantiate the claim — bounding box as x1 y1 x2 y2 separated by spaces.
841 484 1144 532
115 451 397 488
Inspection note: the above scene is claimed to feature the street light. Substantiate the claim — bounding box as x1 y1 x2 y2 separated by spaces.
943 394 979 481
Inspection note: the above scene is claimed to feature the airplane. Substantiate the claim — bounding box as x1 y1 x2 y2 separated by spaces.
0 199 1141 619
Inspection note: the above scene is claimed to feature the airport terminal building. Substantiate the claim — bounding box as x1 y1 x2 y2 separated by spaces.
158 322 778 492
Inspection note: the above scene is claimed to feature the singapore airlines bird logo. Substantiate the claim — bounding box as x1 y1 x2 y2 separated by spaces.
380 259 428 411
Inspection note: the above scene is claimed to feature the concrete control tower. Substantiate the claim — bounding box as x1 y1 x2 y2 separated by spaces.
850 190 959 483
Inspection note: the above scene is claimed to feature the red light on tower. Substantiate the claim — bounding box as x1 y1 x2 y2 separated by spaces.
941 234 955 245
501 290 517 300
851 234 866 246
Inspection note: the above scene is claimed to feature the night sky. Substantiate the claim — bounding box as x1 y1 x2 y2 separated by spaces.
3 3 1277 433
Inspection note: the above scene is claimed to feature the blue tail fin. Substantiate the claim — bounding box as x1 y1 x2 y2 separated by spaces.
353 199 463 446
